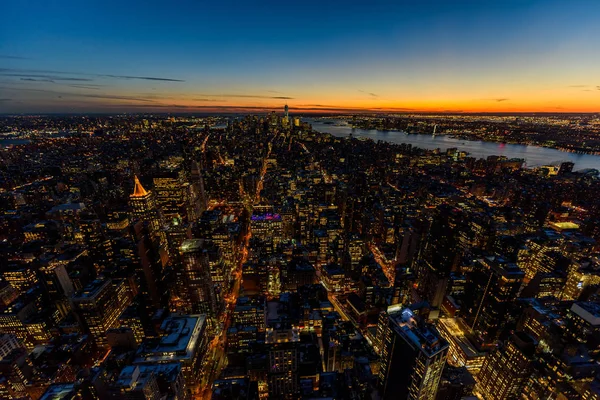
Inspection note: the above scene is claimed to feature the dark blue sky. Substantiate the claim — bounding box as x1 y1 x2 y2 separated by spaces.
2 0 599 112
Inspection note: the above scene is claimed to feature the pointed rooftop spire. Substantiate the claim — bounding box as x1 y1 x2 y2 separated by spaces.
132 175 148 197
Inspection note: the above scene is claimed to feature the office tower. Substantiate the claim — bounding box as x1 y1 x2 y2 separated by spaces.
117 303 146 345
378 307 449 400
463 256 524 344
2 267 37 292
417 205 463 308
133 222 168 313
129 175 161 236
391 267 415 307
39 261 74 313
211 222 239 269
78 213 110 271
566 302 600 356
437 318 486 375
0 346 31 400
164 217 190 263
520 272 564 299
562 258 600 300
518 238 568 280
135 314 207 385
267 341 299 398
396 224 420 267
232 296 266 332
177 240 221 321
346 234 366 276
475 333 535 399
251 212 283 245
0 289 45 350
282 104 290 126
71 279 132 347
0 283 18 307
153 166 187 219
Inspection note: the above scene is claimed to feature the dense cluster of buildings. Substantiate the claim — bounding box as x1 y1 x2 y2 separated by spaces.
0 109 599 399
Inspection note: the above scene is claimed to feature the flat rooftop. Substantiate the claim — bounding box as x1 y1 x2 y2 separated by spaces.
438 318 485 360
72 279 109 300
390 308 448 357
571 302 600 326
117 363 182 389
135 314 206 363
40 383 77 400
180 239 205 252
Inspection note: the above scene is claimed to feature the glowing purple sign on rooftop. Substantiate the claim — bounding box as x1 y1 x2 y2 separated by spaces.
251 213 282 221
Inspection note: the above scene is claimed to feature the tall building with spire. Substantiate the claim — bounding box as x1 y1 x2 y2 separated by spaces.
129 175 161 235
282 104 290 127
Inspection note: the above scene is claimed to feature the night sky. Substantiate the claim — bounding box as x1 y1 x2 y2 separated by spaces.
2 0 600 113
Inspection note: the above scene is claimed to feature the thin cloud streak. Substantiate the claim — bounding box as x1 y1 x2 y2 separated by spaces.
2 73 93 81
100 74 184 82
480 98 509 102
0 86 158 103
93 103 417 113
21 78 55 83
358 89 379 98
196 93 294 99
0 68 185 83
67 84 105 90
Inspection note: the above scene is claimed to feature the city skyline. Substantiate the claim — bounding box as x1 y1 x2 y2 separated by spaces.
2 0 600 114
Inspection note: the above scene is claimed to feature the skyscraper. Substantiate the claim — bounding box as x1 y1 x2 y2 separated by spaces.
266 328 299 399
416 205 463 308
71 279 132 348
129 175 162 236
475 332 535 399
153 166 186 219
463 256 524 344
378 307 449 400
177 239 221 322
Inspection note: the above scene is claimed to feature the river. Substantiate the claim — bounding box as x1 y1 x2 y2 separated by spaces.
0 139 31 147
308 119 600 171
